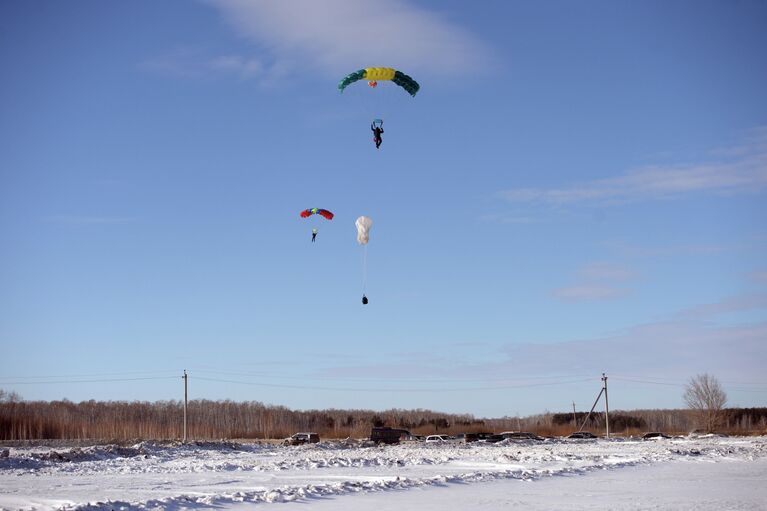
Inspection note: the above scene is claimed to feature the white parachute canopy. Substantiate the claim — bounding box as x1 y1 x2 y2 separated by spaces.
355 216 373 245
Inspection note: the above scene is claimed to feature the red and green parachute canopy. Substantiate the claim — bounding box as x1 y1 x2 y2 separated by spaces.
338 67 420 97
300 208 334 220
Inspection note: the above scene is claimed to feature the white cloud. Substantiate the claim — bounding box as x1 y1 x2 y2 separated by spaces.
209 0 492 77
499 128 767 206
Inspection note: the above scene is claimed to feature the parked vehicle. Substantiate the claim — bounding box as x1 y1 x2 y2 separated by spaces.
567 431 597 439
425 435 450 443
370 427 411 445
480 434 506 443
642 432 671 440
459 432 493 443
283 432 320 445
499 431 545 441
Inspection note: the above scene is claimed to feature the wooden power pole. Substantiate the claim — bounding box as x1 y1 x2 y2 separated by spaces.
182 369 188 443
572 401 577 426
578 373 611 438
602 373 609 439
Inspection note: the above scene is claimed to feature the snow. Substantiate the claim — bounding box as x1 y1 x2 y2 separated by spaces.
0 436 765 510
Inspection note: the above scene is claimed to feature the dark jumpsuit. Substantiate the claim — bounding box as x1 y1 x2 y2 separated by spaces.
371 124 384 149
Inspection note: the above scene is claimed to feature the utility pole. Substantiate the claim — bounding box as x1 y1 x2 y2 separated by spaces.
182 369 188 443
602 373 609 439
578 385 604 432
572 401 577 427
578 374 612 437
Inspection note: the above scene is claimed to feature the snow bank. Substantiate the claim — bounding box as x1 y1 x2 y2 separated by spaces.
0 436 764 510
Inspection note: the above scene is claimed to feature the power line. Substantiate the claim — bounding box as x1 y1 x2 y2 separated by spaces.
0 367 602 384
610 376 767 393
612 373 767 386
611 376 686 388
0 370 179 379
190 368 596 384
0 376 178 385
193 375 594 393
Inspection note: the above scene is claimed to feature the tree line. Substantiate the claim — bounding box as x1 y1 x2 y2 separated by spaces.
546 408 767 435
1 390 765 441
0 393 480 441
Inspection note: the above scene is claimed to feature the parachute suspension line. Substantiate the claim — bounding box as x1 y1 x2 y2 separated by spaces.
355 216 372 302
362 244 368 294
370 85 383 136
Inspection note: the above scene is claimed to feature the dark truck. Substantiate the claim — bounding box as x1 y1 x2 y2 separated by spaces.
283 432 320 445
370 427 412 445
459 432 494 443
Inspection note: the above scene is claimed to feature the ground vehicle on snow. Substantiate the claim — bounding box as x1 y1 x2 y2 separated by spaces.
425 435 450 443
567 431 597 439
499 431 545 441
459 432 495 443
370 427 412 445
283 432 320 445
480 434 506 443
642 432 672 440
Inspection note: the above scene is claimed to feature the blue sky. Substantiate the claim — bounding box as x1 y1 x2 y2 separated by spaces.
1 0 766 418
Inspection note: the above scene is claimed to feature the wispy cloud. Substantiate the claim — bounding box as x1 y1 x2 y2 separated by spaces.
209 0 492 78
44 215 135 225
312 294 767 390
139 46 274 80
139 46 212 78
478 213 541 224
209 55 264 78
501 293 767 380
605 239 735 259
747 270 767 285
552 284 629 302
494 321 767 383
552 262 635 302
577 262 635 281
499 128 767 206
674 292 767 321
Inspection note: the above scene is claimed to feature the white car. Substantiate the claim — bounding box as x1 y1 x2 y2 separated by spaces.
425 435 450 443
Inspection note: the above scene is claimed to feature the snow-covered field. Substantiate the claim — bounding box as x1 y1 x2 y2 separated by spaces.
1 435 765 510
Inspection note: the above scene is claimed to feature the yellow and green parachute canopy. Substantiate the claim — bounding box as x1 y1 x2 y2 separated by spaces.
338 67 420 97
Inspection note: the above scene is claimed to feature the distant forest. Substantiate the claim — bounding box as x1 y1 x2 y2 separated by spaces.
1 391 765 441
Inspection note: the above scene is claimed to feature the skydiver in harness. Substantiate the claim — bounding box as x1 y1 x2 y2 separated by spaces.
311 228 318 242
371 121 384 149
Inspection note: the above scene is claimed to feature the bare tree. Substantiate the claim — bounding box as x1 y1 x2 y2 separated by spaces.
0 390 22 403
683 373 727 433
